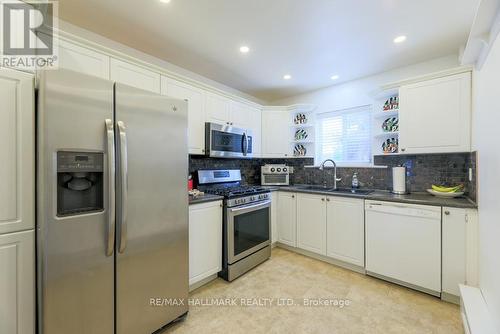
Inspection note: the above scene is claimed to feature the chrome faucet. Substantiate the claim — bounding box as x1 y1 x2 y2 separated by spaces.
319 159 342 189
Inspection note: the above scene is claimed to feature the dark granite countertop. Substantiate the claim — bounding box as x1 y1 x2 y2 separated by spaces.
189 194 224 205
268 185 477 209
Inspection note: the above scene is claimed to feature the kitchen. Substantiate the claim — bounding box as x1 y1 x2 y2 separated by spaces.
0 0 499 333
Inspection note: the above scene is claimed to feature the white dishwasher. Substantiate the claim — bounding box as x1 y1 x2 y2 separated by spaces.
365 200 441 296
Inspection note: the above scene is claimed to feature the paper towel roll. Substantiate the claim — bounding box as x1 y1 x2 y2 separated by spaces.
392 167 407 194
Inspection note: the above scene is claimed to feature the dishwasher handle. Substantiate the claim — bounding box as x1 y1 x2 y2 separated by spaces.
365 202 441 220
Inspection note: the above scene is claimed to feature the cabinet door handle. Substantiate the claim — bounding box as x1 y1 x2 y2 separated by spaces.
401 148 406 152
444 210 450 215
326 198 330 202
291 195 295 198
321 198 325 201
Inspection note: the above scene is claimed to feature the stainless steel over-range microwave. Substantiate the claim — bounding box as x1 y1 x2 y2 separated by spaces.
205 122 253 158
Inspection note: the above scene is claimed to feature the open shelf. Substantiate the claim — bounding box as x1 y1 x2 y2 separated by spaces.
374 131 399 138
374 110 399 119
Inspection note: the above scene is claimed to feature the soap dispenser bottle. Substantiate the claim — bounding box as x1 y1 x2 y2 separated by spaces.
352 172 359 189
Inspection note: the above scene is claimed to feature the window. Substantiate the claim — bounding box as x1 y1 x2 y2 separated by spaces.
316 105 372 166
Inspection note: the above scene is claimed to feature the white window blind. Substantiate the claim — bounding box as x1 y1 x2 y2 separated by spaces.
316 105 372 166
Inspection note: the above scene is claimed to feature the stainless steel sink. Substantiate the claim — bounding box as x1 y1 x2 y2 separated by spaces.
294 185 335 191
330 188 374 195
294 185 373 195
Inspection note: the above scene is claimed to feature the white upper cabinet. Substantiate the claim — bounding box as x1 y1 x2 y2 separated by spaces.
0 68 34 234
0 230 35 334
277 192 297 247
399 72 472 154
262 108 291 158
205 93 231 125
229 101 262 156
326 197 365 266
110 58 161 93
58 40 110 79
296 193 327 255
161 76 206 154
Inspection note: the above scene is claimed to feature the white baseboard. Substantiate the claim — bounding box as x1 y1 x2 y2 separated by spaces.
460 284 498 334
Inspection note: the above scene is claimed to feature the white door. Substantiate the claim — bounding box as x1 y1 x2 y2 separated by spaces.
365 201 441 293
0 68 34 234
161 77 206 154
110 58 161 93
399 72 471 154
205 93 231 125
296 193 327 255
262 109 291 157
277 192 297 247
326 197 364 266
0 230 35 334
270 192 278 244
442 207 467 296
188 201 222 287
57 39 110 79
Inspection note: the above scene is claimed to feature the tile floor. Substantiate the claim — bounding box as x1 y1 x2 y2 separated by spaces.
169 248 463 334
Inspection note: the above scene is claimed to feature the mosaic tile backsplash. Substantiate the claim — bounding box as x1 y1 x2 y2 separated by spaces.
189 152 477 201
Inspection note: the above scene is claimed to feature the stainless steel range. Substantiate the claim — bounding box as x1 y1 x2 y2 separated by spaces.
198 170 271 281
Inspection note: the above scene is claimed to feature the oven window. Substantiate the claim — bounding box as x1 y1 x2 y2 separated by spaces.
233 207 269 256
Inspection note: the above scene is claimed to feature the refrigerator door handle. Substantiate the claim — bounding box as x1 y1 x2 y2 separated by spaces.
117 121 128 253
105 119 116 256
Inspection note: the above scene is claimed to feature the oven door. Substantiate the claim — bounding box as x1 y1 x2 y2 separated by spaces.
227 200 271 264
206 123 253 158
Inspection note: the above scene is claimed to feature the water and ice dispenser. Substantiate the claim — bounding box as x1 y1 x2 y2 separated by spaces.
57 151 104 216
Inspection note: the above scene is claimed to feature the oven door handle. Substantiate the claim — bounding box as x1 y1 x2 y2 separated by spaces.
229 200 271 214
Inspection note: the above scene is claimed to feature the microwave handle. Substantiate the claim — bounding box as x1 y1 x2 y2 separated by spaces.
242 132 248 156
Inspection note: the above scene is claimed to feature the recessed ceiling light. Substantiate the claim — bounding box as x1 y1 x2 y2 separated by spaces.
159 0 171 3
331 75 339 80
239 46 250 54
393 35 407 44
283 74 292 80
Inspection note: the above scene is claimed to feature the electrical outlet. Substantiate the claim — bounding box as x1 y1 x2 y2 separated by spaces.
289 166 294 174
469 167 473 182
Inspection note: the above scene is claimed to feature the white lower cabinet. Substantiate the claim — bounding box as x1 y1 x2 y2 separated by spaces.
442 207 478 297
0 230 35 334
296 194 326 255
270 192 278 244
188 201 223 286
326 197 365 266
277 192 297 247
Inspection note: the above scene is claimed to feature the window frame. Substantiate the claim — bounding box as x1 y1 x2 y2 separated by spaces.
315 105 373 167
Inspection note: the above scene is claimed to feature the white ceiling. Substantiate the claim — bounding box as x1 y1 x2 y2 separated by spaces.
58 0 479 102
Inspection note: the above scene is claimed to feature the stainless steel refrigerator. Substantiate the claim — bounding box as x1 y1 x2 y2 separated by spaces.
37 69 189 334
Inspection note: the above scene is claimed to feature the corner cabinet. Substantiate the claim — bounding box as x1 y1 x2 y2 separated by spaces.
399 72 472 154
0 68 35 234
188 201 223 287
262 108 291 158
161 76 206 155
0 230 35 334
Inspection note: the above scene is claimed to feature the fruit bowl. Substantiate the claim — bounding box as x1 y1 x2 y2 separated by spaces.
426 189 464 198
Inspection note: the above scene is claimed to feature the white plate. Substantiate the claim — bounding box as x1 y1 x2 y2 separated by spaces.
426 189 464 198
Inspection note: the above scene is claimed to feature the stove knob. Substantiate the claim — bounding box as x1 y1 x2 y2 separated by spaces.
277 168 281 172
283 168 287 172
271 168 275 172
